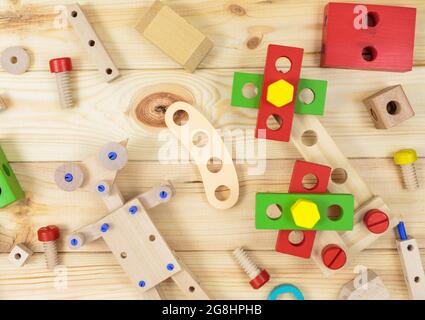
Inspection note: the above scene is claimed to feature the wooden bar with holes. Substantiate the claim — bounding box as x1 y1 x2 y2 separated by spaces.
65 3 120 82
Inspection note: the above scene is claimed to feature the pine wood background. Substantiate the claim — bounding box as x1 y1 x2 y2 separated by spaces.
0 0 424 300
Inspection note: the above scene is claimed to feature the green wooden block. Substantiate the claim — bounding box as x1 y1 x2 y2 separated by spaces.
295 79 328 115
231 75 327 116
0 147 25 208
231 72 263 108
256 193 354 231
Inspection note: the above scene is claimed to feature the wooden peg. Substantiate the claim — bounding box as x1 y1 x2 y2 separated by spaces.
65 3 120 82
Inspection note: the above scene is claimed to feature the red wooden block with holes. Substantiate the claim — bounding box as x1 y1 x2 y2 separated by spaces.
255 44 304 142
321 3 416 72
288 160 332 193
275 160 331 258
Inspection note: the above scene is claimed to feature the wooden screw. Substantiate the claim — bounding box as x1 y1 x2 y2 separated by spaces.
50 57 73 109
38 225 60 270
232 247 270 289
394 149 419 190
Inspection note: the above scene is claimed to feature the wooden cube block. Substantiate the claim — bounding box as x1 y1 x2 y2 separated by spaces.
8 244 33 267
135 0 213 73
0 146 25 208
363 85 415 129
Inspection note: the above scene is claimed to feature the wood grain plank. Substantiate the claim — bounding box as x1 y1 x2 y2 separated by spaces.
0 68 424 161
0 250 413 300
0 158 423 253
0 0 423 70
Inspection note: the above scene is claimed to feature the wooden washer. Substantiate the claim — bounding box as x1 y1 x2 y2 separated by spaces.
1 47 31 75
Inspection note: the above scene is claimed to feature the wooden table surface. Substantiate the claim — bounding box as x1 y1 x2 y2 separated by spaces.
0 0 424 300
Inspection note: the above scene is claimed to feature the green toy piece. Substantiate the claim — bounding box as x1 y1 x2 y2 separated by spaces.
231 72 263 108
0 146 25 208
231 74 327 116
295 79 328 115
256 193 354 231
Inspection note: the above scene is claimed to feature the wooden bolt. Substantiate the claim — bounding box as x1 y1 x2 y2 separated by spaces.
50 58 73 109
37 225 60 270
394 149 419 190
363 209 389 234
232 247 270 289
321 244 347 270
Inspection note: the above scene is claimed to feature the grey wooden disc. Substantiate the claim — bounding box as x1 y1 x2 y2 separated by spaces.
1 47 31 75
54 163 84 192
98 142 128 171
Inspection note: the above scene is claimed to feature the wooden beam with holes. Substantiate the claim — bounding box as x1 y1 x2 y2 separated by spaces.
65 3 120 82
290 114 398 275
56 142 210 300
164 101 239 210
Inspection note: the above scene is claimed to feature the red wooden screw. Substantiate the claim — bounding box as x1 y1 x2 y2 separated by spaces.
49 57 73 109
38 225 60 270
321 244 347 270
363 209 390 234
233 247 270 289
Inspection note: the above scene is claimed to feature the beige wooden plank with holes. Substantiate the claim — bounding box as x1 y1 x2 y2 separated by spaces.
97 197 181 292
396 238 425 300
64 3 120 82
0 250 417 300
0 0 424 70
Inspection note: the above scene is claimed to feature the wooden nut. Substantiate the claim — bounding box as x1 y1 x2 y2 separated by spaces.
1 47 31 75
98 142 128 171
8 244 33 267
54 163 84 191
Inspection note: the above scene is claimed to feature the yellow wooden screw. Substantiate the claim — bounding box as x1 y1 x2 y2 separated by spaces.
394 149 419 190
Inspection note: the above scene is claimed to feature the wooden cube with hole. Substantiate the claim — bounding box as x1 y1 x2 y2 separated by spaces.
363 85 415 129
0 146 25 208
8 244 33 267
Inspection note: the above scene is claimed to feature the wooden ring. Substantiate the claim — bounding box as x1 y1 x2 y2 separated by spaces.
98 142 128 171
1 47 31 75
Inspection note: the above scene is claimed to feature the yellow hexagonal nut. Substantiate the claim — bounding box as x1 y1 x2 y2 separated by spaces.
290 199 321 229
266 79 294 107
